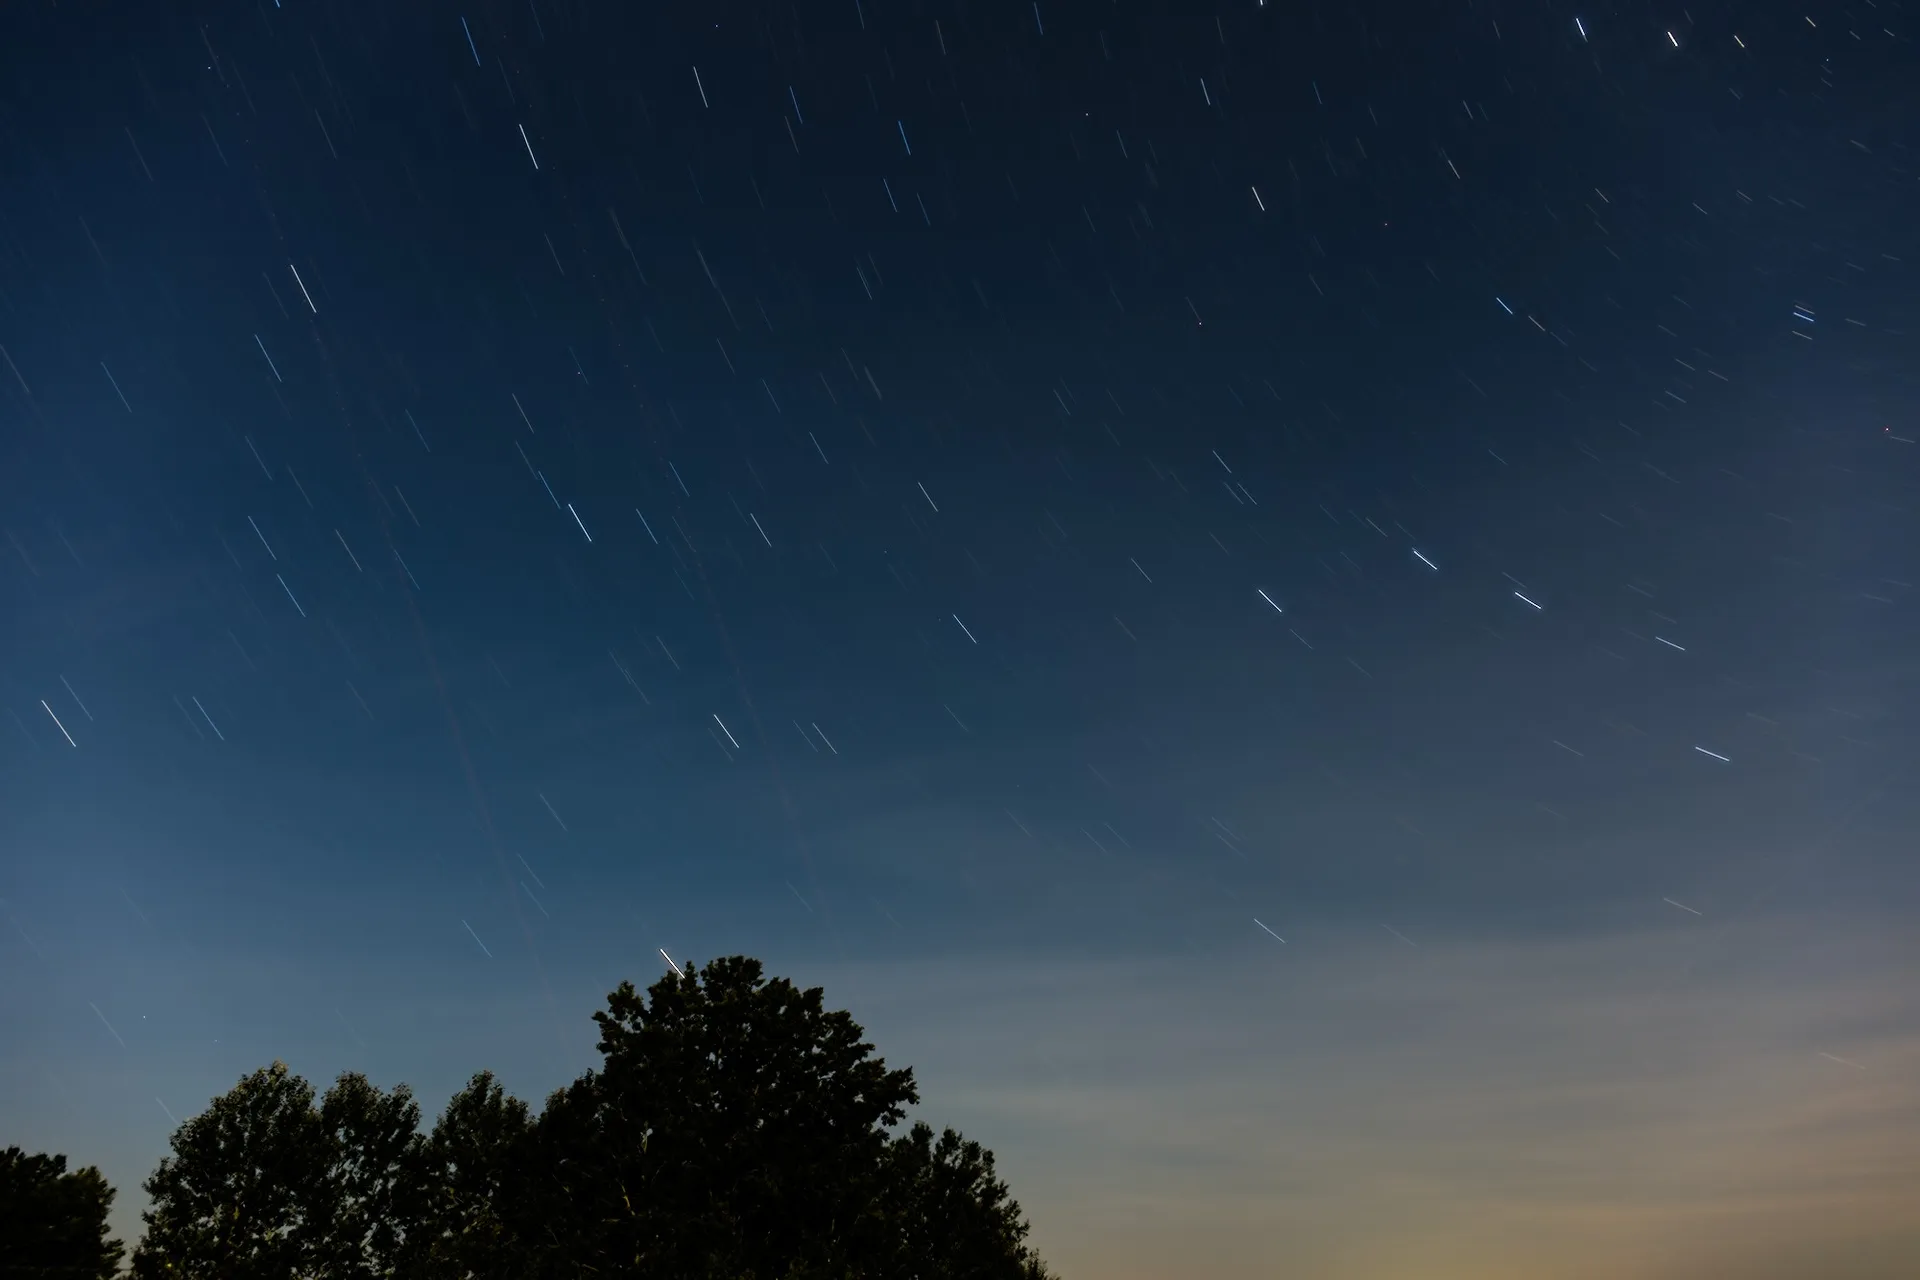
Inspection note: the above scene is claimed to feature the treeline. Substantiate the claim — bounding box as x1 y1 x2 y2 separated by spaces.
2 956 1057 1279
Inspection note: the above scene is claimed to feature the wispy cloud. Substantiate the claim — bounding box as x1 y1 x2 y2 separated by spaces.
816 909 1920 1279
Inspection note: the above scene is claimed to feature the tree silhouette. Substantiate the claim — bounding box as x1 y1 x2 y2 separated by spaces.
128 957 1058 1279
131 1062 423 1279
311 1074 425 1279
0 1147 125 1280
514 955 923 1278
403 1072 532 1279
877 1122 1057 1280
132 1061 327 1279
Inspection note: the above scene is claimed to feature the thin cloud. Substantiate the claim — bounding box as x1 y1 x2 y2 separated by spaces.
814 911 1920 1280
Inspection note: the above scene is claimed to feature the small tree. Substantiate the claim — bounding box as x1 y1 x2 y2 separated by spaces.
0 1147 125 1280
878 1123 1058 1280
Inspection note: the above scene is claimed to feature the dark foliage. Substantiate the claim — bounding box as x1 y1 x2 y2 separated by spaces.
401 1072 532 1279
130 1062 422 1279
513 956 922 1278
876 1122 1057 1280
121 957 1056 1279
0 1147 125 1280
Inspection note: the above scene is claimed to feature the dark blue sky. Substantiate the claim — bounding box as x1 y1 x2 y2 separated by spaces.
3 2 1917 1275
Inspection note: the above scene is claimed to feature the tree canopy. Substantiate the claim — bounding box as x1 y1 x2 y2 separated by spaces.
0 1147 125 1280
104 956 1057 1279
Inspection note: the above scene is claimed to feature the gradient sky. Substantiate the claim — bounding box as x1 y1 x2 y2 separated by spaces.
3 1 1918 1276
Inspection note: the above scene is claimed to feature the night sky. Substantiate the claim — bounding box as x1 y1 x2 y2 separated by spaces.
3 1 1919 1275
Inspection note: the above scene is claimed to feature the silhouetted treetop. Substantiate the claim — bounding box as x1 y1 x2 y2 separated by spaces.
105 956 1056 1280
0 1146 125 1280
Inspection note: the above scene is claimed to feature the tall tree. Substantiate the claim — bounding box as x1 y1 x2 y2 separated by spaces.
131 1062 425 1280
312 1074 425 1279
518 956 921 1279
0 1147 125 1280
132 1061 329 1280
403 1072 532 1279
